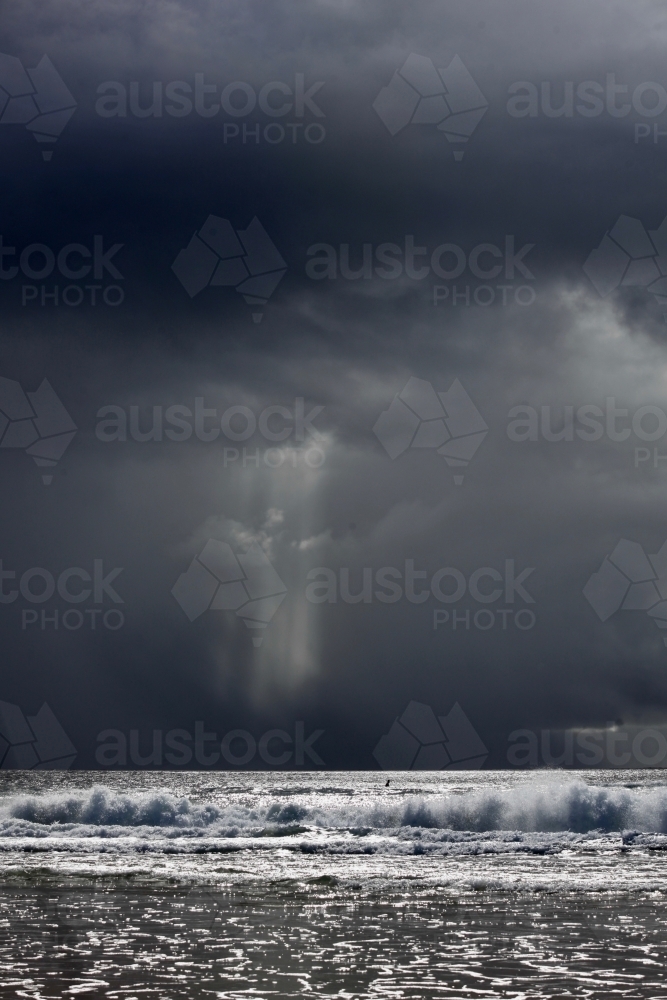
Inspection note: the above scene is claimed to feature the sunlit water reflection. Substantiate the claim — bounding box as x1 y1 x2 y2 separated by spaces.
0 769 666 998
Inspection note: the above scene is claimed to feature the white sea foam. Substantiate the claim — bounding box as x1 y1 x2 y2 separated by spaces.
1 779 667 851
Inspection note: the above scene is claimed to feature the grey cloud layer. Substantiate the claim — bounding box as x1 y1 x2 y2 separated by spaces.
0 0 665 768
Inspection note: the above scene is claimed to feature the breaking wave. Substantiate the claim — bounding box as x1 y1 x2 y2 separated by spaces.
0 780 667 845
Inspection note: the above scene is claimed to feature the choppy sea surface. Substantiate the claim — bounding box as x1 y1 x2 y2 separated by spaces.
1 770 667 998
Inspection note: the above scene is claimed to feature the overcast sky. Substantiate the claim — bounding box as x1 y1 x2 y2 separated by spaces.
1 0 667 768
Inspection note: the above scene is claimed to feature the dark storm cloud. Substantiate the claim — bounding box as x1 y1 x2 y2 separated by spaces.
0 1 666 770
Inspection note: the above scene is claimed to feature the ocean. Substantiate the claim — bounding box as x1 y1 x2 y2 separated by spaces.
0 769 666 998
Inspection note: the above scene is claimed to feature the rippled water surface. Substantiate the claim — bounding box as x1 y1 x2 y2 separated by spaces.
1 769 667 998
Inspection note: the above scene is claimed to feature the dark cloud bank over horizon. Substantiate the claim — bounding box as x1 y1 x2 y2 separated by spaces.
1 0 667 771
